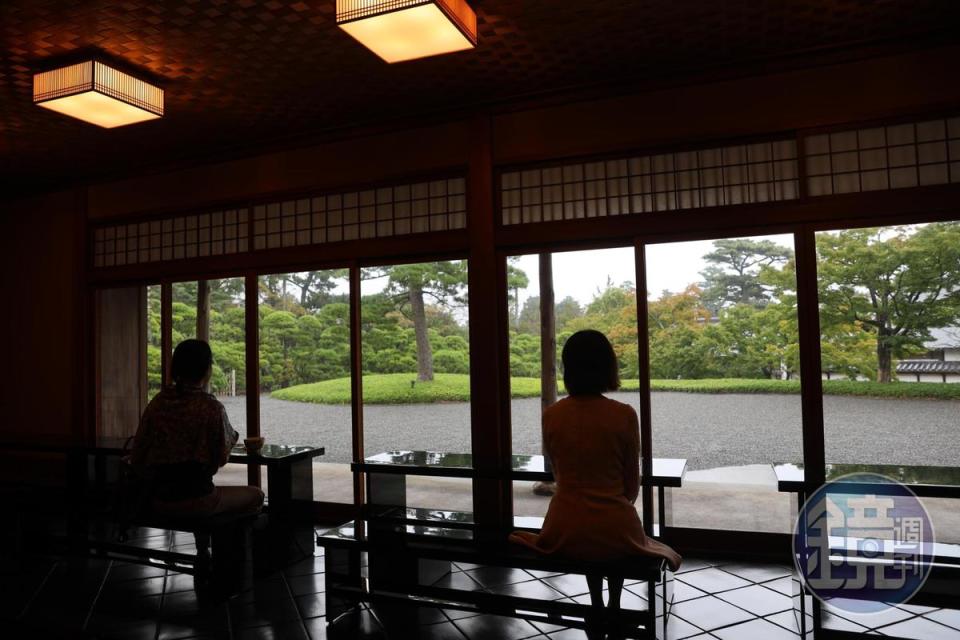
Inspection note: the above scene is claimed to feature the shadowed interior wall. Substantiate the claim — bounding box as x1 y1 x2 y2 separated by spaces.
0 190 82 483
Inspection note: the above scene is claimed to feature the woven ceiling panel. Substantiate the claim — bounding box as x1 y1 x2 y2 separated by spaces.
1 0 957 197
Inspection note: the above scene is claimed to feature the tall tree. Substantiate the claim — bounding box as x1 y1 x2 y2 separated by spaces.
700 238 793 311
506 257 529 329
817 223 960 382
366 262 468 381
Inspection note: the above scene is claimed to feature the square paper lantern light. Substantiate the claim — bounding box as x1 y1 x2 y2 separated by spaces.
337 0 477 63
33 61 164 128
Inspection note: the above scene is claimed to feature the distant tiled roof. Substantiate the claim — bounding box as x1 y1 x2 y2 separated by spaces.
897 359 960 375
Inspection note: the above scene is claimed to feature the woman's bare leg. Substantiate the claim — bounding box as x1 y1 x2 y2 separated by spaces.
586 574 604 608
607 575 624 611
585 574 605 639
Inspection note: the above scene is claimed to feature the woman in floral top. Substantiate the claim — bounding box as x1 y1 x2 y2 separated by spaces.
131 339 263 517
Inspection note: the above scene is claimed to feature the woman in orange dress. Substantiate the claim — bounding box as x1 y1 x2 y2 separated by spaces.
509 330 681 624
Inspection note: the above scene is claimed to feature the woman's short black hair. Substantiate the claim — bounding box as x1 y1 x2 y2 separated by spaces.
171 339 213 386
561 330 621 396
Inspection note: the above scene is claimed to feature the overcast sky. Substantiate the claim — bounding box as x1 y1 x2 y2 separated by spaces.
513 233 794 308
330 233 795 308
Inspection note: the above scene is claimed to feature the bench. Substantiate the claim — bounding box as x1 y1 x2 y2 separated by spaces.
316 507 674 639
87 511 260 592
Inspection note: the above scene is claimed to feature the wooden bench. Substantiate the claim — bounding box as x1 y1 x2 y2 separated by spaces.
88 511 260 590
316 507 674 640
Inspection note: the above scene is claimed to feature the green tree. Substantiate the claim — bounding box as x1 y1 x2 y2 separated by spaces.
364 262 468 381
817 223 960 382
700 238 793 312
507 257 529 329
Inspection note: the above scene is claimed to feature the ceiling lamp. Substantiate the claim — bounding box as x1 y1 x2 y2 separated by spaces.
33 60 164 128
337 0 477 63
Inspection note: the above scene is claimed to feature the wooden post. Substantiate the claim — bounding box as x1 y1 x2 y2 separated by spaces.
795 229 826 490
538 254 557 486
467 114 511 533
245 274 260 487
161 282 172 386
197 279 210 342
634 244 655 536
197 280 210 392
350 264 365 506
539 254 557 410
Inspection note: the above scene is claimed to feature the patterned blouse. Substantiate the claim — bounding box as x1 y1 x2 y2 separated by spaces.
131 386 239 500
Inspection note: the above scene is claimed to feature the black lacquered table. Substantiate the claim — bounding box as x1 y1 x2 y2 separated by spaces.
355 450 687 534
0 436 324 517
229 443 325 511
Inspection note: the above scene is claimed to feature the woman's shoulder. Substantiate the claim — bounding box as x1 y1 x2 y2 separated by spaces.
597 395 638 420
545 394 635 414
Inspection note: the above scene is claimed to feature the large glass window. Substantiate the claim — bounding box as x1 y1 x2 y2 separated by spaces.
259 270 353 504
508 248 640 519
645 234 801 532
816 222 960 542
361 260 471 511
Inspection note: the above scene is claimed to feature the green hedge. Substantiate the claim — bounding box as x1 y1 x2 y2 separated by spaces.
271 374 960 404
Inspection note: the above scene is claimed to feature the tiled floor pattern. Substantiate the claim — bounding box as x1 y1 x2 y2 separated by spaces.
1 527 959 639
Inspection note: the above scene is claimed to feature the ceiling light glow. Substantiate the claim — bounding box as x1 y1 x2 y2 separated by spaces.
33 61 164 128
337 0 477 63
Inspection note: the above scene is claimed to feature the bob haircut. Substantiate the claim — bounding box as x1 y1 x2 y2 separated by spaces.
171 339 213 387
561 330 621 396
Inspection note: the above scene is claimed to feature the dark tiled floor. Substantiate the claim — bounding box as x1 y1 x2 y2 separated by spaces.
2 527 959 640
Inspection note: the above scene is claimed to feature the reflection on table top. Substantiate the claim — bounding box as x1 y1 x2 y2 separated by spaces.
229 444 324 464
774 462 960 497
357 450 686 486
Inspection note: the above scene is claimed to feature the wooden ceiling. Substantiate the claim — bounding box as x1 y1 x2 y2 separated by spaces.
2 0 958 199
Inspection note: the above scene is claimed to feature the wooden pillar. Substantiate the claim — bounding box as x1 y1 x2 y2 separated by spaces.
539 254 557 478
161 282 172 386
467 114 511 532
539 254 557 410
197 280 210 342
634 244 655 535
197 280 210 392
795 229 826 490
245 274 261 487
350 264 365 506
